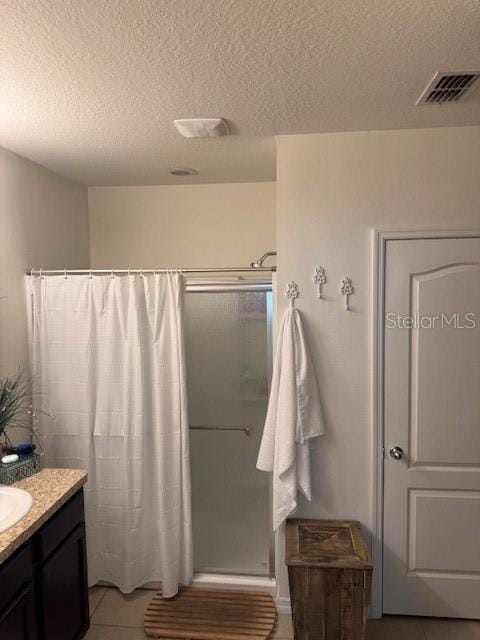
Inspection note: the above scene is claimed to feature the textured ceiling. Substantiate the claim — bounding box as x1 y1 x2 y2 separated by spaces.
1 0 480 186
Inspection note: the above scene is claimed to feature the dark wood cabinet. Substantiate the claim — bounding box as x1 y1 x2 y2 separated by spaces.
0 489 89 640
0 539 37 639
0 583 38 639
40 524 89 640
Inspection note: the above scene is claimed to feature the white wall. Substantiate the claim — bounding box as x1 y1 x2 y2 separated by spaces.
275 126 480 601
0 146 90 376
88 182 276 268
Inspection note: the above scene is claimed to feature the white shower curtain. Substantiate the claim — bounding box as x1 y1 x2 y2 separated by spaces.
26 273 193 597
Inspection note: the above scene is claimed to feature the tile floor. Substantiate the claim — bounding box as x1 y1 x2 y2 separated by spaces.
86 586 480 639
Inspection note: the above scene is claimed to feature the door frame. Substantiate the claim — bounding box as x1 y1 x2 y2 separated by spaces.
371 228 480 618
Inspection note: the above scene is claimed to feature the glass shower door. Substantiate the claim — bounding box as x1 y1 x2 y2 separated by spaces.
184 287 272 576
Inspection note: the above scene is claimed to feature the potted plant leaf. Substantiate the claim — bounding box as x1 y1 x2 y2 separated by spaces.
0 370 50 484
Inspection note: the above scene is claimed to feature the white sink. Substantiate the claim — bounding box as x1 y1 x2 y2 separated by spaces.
0 486 33 534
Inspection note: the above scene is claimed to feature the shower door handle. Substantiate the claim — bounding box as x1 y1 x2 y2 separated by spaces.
189 425 252 436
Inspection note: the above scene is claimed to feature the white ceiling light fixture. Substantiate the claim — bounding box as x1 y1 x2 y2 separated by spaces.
174 118 230 138
169 168 198 176
416 71 480 105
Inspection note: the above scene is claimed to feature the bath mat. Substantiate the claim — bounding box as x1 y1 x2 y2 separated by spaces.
144 586 277 639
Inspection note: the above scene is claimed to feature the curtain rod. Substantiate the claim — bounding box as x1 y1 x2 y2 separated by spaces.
27 267 276 276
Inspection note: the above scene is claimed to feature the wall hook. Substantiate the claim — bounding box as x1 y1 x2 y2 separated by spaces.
286 281 299 307
313 266 327 299
340 277 354 310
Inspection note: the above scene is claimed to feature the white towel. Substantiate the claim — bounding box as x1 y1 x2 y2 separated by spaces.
257 307 324 530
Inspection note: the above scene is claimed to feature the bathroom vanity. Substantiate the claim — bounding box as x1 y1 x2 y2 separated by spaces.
0 468 89 639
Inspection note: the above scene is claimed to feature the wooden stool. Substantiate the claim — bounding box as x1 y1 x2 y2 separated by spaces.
286 519 373 640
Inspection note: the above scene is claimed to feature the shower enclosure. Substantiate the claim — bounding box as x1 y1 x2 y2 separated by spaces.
184 281 273 577
27 263 276 590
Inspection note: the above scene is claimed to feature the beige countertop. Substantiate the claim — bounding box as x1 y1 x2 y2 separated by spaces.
0 468 88 564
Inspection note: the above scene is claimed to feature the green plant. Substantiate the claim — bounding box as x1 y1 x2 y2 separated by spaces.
0 371 31 436
0 370 48 452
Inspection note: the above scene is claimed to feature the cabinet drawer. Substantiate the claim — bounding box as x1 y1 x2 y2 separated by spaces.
0 541 33 611
36 490 85 562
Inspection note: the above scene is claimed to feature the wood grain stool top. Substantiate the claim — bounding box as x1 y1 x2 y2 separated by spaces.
286 519 372 569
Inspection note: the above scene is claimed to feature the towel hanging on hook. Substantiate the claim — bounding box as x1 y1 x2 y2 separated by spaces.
257 297 325 530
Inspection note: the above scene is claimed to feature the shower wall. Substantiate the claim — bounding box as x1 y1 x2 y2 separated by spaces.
88 182 276 269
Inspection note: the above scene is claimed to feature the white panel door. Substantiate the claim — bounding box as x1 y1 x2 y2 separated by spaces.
383 237 480 618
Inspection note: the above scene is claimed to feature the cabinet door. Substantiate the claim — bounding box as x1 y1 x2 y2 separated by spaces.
39 523 90 640
0 584 37 640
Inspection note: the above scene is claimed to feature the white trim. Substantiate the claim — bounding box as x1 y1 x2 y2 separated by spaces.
371 227 480 618
118 574 276 596
370 229 383 619
192 573 276 594
276 596 292 614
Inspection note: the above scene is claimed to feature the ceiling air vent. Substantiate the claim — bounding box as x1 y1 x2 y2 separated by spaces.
416 71 480 105
174 118 229 138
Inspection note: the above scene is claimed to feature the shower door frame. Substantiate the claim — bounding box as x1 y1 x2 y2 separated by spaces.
184 278 275 579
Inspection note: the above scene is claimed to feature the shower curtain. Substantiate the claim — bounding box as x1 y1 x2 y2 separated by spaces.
26 273 193 597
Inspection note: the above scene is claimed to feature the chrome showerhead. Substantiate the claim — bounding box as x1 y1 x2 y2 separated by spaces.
250 252 277 269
